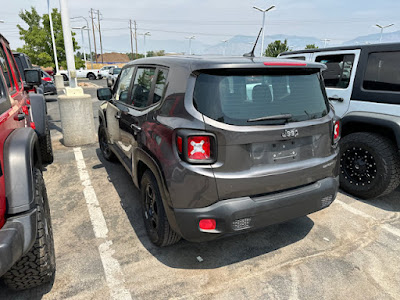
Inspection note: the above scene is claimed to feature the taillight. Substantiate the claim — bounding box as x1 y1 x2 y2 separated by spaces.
333 120 340 144
176 131 216 164
188 136 211 160
43 77 52 82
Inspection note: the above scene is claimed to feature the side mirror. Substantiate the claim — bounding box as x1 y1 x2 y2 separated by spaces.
24 69 41 86
97 88 112 101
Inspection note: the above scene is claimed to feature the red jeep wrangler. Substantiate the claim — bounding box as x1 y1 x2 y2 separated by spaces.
0 34 55 290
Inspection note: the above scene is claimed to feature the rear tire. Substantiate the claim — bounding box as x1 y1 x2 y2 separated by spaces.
339 132 400 199
107 79 112 87
3 169 56 290
62 74 68 81
87 73 96 80
141 170 181 247
38 117 54 165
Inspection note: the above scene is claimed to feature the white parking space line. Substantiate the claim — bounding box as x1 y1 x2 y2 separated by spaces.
336 199 400 238
74 147 132 300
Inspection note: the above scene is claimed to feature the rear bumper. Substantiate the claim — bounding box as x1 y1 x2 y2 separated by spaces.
0 209 37 277
173 176 339 242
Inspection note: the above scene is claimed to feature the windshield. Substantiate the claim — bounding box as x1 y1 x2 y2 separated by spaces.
193 70 329 125
114 68 121 75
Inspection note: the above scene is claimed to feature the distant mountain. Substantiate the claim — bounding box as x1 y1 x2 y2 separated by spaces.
344 30 400 45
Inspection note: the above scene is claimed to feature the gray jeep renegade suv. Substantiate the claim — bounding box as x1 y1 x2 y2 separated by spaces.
97 56 340 246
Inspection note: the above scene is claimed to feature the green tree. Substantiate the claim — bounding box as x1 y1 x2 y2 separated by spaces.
305 44 318 49
16 7 84 69
264 39 289 57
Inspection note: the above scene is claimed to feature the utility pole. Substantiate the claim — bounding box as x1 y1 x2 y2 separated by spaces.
129 19 134 59
97 10 103 63
90 9 97 63
134 21 138 59
321 38 331 48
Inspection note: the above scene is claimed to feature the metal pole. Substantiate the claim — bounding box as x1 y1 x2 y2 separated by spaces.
144 35 147 58
47 0 59 74
261 11 266 57
71 17 93 69
80 28 87 69
90 9 97 63
60 0 77 88
134 21 138 59
189 39 192 55
380 28 383 43
129 20 134 58
97 10 103 63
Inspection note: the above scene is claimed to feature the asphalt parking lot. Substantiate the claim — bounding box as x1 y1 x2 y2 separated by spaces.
1 79 400 299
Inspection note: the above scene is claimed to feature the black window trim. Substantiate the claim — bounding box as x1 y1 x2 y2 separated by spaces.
351 44 400 104
0 75 11 115
0 43 16 95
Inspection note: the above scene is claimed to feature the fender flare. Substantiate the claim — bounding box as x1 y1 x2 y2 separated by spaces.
133 148 182 236
4 128 41 215
342 112 400 149
29 93 47 138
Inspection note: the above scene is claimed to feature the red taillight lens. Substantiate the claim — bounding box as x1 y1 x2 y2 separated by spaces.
188 136 211 160
264 62 307 67
333 120 340 143
177 136 183 154
43 77 52 82
199 219 216 230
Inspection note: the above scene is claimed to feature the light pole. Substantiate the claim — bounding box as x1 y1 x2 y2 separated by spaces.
47 0 59 74
185 36 195 55
321 38 331 48
72 26 87 69
143 32 150 58
71 16 93 69
253 5 275 57
376 23 394 43
222 39 228 56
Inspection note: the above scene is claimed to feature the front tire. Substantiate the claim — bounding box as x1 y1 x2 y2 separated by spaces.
38 117 54 165
141 170 181 247
339 132 400 199
98 125 116 161
87 73 96 80
62 74 68 81
3 169 56 290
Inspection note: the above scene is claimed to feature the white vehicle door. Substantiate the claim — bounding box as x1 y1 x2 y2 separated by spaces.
312 50 361 118
278 53 313 61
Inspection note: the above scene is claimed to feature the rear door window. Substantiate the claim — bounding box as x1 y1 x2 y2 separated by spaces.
194 69 329 126
14 55 25 81
153 68 168 104
363 51 400 91
315 54 355 88
0 46 14 93
7 48 22 90
0 77 11 115
131 67 156 108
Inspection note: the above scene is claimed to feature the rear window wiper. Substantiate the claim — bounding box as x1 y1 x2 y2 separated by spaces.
247 113 293 123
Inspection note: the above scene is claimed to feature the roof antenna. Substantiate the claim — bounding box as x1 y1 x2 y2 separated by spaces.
243 28 263 58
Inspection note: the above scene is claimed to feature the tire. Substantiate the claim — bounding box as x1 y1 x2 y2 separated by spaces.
339 132 400 199
3 169 56 290
62 74 68 81
107 79 112 88
87 73 96 80
98 125 116 161
141 170 181 247
38 117 54 165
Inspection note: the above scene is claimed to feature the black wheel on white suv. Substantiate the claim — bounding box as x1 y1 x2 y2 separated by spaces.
339 132 400 199
62 74 68 81
87 73 96 80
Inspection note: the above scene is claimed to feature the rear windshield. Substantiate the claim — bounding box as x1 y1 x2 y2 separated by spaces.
193 70 329 125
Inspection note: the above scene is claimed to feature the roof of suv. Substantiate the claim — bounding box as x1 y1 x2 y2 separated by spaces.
126 56 326 71
280 42 400 56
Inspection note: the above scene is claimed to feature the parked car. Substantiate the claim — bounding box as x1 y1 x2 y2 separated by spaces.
97 65 118 79
13 52 57 95
106 67 121 87
279 43 400 199
12 52 54 164
0 34 55 290
97 56 340 246
59 67 98 81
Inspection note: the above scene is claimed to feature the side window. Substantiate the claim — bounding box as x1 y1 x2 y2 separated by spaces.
153 68 168 104
363 51 400 92
115 67 135 103
0 46 13 92
14 56 26 81
7 48 22 89
315 54 355 89
0 77 11 115
290 56 306 60
131 67 156 108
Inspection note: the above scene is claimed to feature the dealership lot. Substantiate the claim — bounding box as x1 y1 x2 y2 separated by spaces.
1 80 400 300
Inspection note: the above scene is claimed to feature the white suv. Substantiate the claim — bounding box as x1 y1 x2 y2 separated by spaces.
280 43 400 199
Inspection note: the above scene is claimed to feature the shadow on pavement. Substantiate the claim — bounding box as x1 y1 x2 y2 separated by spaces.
0 278 54 300
95 148 315 270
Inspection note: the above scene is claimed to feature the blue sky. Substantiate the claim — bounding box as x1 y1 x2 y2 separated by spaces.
1 0 399 51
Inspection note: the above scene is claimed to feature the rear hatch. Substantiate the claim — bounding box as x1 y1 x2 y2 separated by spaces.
193 64 338 200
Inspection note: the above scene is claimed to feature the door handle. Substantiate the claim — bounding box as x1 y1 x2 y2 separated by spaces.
328 97 344 102
14 113 26 121
130 123 142 133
